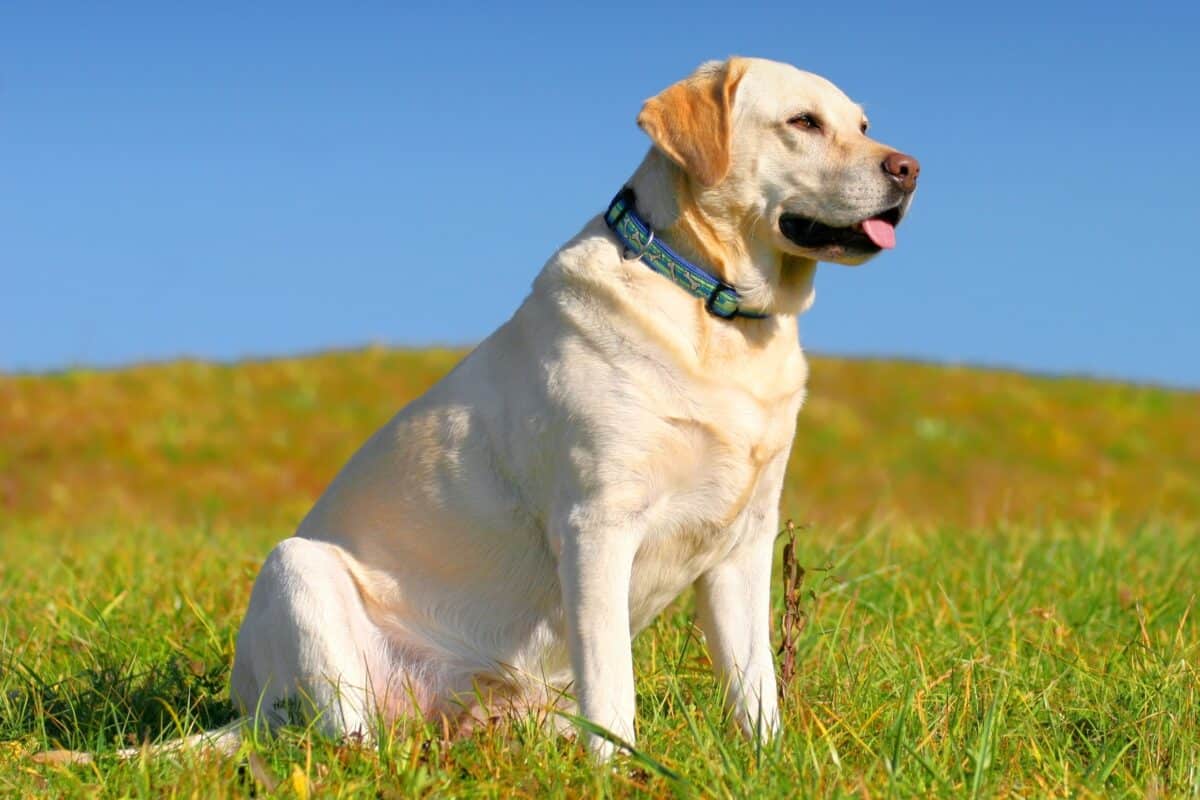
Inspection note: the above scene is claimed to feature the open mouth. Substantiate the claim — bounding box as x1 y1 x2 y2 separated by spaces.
779 206 902 253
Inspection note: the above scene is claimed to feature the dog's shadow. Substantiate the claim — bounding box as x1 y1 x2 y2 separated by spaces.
3 653 238 750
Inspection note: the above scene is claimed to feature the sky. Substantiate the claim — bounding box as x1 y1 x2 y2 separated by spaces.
3 2 1199 387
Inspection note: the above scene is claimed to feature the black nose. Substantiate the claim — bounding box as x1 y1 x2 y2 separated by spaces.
882 151 920 193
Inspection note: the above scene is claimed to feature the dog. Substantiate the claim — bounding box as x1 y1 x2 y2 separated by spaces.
229 56 918 760
37 56 917 766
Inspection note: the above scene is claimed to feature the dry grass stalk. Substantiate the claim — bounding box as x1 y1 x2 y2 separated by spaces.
777 519 808 695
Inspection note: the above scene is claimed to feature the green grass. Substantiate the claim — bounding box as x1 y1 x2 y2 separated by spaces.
4 520 1198 797
2 349 1199 797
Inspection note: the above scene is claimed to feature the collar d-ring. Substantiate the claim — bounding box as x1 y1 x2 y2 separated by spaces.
621 229 654 263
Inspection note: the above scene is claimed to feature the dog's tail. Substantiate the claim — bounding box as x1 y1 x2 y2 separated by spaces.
30 716 247 766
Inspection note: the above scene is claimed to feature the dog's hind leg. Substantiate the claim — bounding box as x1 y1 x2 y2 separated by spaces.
33 538 394 765
231 537 394 738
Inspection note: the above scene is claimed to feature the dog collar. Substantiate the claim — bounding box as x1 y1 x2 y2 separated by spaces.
603 188 768 320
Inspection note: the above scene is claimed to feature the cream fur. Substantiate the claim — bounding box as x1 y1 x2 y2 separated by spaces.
226 56 916 761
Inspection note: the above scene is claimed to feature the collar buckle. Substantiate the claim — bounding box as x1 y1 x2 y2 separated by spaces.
704 282 740 319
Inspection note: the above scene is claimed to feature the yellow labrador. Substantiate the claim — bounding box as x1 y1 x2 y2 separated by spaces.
39 57 917 766
229 56 919 759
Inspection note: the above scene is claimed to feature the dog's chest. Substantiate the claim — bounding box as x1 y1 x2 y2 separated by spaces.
651 367 802 517
623 381 803 630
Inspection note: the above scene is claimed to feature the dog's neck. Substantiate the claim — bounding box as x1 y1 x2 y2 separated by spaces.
625 149 817 317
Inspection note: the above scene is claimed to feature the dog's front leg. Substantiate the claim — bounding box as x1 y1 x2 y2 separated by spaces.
558 522 639 760
694 531 781 742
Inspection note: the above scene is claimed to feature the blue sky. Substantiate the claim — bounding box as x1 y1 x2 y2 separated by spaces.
3 2 1198 386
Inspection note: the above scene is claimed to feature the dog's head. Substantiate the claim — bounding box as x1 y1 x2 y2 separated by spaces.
637 58 918 275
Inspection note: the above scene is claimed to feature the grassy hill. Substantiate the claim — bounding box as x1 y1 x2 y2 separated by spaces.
2 347 1197 533
2 349 1198 797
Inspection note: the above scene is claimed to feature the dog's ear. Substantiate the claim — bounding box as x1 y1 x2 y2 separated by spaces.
637 59 747 187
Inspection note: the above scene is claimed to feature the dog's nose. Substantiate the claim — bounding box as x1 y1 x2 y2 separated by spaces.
882 152 920 193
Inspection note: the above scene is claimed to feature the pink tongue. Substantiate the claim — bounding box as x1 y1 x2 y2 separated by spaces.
861 218 896 249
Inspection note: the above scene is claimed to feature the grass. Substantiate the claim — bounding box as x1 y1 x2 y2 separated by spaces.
2 348 1198 797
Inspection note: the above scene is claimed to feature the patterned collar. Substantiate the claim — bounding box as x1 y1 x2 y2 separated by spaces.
603 188 768 320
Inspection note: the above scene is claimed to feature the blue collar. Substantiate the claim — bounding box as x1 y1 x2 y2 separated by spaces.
604 188 768 320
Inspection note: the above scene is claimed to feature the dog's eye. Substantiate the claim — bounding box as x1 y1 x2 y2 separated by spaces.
787 113 822 132
860 121 869 134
